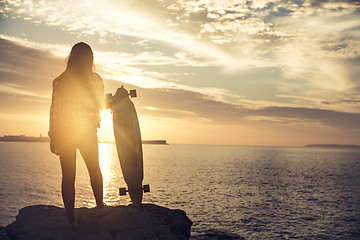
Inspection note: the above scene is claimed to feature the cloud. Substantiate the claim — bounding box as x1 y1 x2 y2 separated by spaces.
0 35 243 108
250 106 360 130
308 0 360 8
1 36 360 144
2 0 359 83
0 37 67 124
3 35 359 119
323 98 360 105
2 1 360 139
125 84 360 131
0 37 63 94
0 0 282 72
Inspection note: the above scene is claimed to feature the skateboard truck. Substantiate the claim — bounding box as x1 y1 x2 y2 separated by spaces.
106 87 137 109
119 184 150 196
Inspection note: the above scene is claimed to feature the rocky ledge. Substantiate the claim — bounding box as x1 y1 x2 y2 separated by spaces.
0 204 192 240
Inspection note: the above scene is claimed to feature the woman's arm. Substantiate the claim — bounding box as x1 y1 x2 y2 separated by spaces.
49 78 61 155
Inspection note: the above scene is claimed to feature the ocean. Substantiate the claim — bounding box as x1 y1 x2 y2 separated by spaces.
0 142 359 239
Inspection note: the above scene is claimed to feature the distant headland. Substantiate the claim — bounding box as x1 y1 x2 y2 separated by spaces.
304 144 360 149
0 135 167 145
0 134 49 142
142 140 168 145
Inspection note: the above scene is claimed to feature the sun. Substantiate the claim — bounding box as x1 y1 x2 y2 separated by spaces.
100 109 113 127
98 109 114 142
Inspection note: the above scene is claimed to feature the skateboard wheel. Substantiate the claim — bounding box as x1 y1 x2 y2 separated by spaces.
119 187 127 196
143 184 150 193
129 89 137 98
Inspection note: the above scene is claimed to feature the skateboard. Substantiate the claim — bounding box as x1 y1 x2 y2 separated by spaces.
106 87 150 206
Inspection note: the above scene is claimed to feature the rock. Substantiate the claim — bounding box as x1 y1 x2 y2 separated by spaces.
0 226 11 240
1 204 192 240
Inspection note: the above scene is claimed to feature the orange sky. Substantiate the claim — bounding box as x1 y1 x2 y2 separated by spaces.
0 0 360 146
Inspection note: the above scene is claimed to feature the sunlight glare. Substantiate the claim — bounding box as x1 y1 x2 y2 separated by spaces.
98 109 114 142
98 143 122 205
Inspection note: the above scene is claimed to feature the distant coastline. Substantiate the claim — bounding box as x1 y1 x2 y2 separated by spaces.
142 140 168 145
0 135 167 145
304 144 360 149
0 135 49 142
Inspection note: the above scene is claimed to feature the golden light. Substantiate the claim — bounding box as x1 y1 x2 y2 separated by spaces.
98 142 121 205
98 109 114 142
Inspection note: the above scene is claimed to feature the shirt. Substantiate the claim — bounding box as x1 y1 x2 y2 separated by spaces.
49 71 105 138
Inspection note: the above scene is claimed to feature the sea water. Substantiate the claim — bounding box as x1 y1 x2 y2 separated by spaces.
0 142 359 239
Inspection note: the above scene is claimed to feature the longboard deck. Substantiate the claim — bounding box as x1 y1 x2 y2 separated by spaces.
108 87 145 206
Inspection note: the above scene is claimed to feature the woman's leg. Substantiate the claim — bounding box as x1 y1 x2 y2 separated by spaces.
59 145 77 223
78 132 104 207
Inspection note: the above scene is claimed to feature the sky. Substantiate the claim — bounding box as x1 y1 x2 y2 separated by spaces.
0 0 359 146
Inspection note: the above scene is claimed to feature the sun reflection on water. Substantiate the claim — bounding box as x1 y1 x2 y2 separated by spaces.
98 142 123 205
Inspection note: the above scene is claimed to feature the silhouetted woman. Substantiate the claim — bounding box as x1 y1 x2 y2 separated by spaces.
49 42 106 230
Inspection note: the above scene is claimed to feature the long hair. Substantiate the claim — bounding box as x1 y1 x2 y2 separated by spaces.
65 42 94 77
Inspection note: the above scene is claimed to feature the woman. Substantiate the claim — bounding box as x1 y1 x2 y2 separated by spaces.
49 42 106 230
